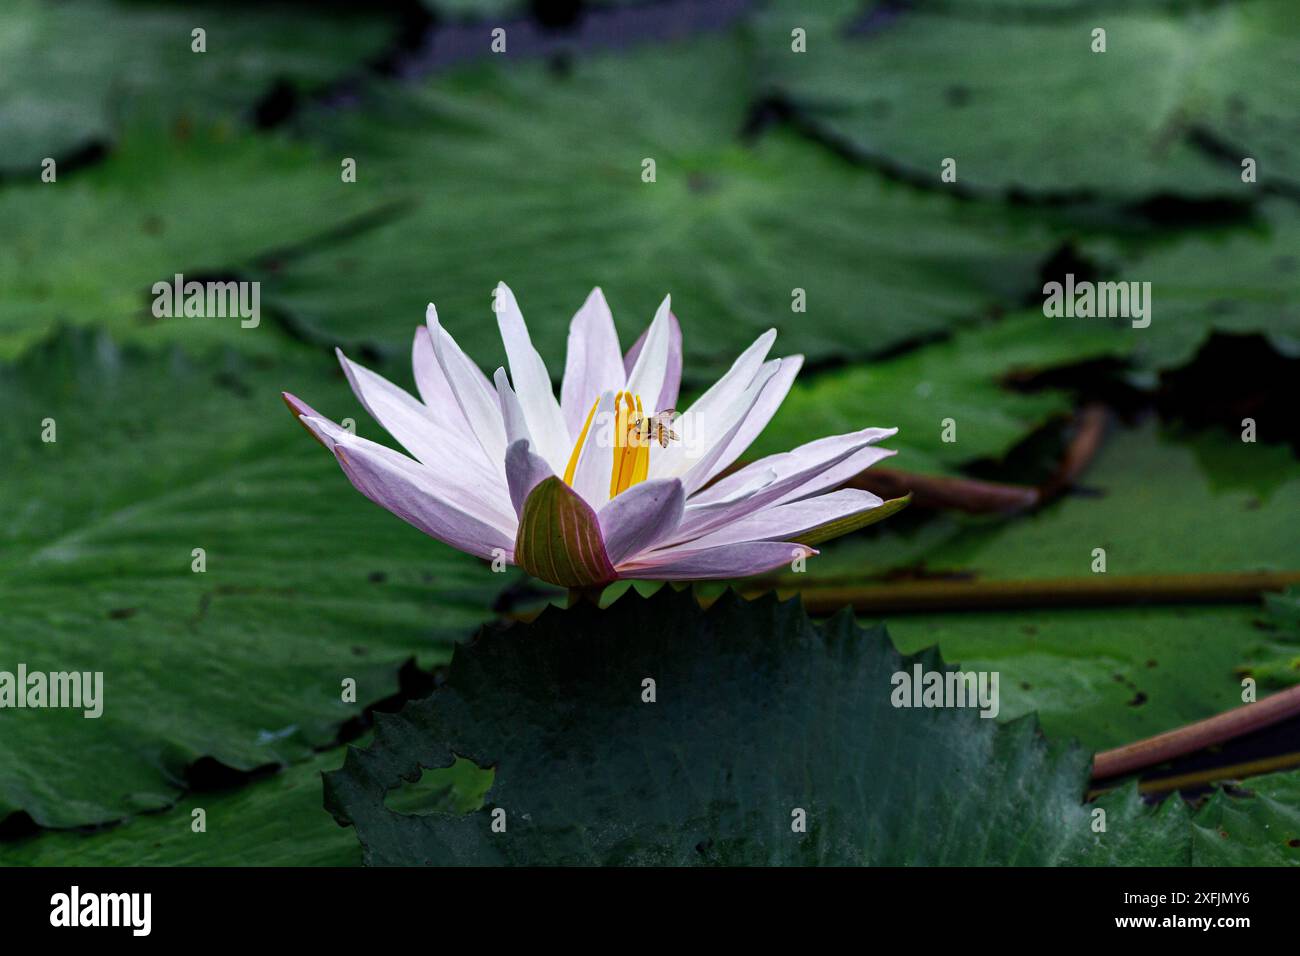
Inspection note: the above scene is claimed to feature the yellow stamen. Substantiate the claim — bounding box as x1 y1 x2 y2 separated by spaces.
563 392 654 498
610 393 636 498
563 398 600 485
629 395 649 487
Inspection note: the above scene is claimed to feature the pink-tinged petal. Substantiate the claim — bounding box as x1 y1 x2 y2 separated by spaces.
568 390 618 508
515 476 617 588
336 347 444 467
301 415 516 536
697 465 778 505
505 439 554 519
667 428 894 545
693 427 898 505
597 478 685 566
331 348 513 524
671 489 884 551
282 391 329 448
771 445 897 509
427 303 507 469
794 493 910 545
623 295 673 414
623 309 682 412
650 328 776 481
412 325 483 449
697 354 803 488
676 360 782 496
326 431 515 560
292 407 347 450
561 288 624 439
618 541 814 580
494 282 571 471
494 367 532 447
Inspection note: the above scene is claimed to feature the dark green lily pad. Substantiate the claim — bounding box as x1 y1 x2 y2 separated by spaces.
0 329 516 828
758 0 1298 198
324 587 1300 865
260 34 1056 379
0 0 396 173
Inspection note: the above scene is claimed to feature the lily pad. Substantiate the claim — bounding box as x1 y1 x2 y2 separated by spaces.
0 744 361 866
748 310 1130 474
1237 589 1300 690
1090 204 1300 372
0 329 516 829
0 0 397 173
0 736 494 866
781 423 1300 747
0 124 388 360
324 587 1300 865
260 35 1055 379
758 0 1299 198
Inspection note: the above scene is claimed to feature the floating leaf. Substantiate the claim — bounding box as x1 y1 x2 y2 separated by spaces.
748 310 1129 474
325 588 1300 865
0 744 361 866
0 330 515 828
260 35 1055 379
759 0 1298 197
1238 589 1300 690
0 125 390 360
783 423 1300 747
0 0 396 172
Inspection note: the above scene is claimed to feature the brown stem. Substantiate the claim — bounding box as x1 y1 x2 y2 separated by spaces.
1092 684 1300 781
741 571 1300 615
727 404 1110 517
843 468 1039 515
1088 751 1300 799
1038 403 1109 505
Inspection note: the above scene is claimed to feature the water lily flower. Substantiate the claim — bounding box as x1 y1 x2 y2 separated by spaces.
283 284 902 588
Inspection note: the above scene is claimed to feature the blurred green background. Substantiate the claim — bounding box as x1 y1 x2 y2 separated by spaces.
1 0 1298 864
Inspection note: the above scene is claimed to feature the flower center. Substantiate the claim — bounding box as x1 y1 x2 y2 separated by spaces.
562 391 651 498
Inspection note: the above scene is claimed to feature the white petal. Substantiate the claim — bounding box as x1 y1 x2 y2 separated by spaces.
494 367 532 448
769 444 896 509
668 489 884 551
623 295 673 411
494 282 571 471
676 360 782 496
597 478 685 565
335 348 508 520
694 427 897 505
666 427 894 545
505 439 554 519
427 303 507 471
697 354 803 488
568 390 618 509
649 328 776 480
335 347 441 466
617 541 812 580
560 287 624 440
623 310 682 412
411 325 481 450
302 415 516 542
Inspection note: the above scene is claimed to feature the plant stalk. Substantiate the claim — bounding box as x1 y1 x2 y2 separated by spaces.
743 571 1300 615
1092 684 1300 781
